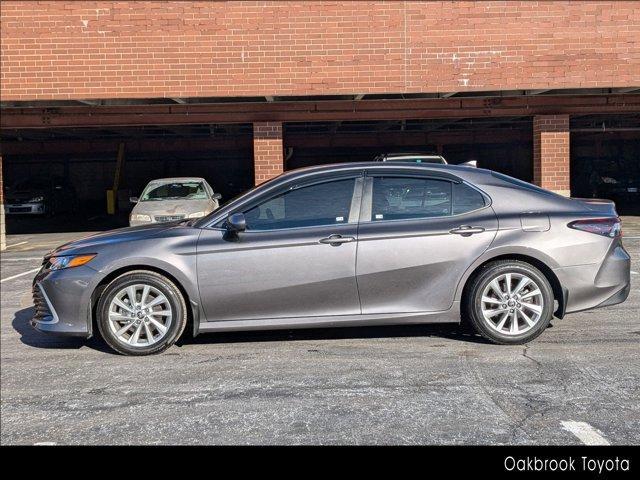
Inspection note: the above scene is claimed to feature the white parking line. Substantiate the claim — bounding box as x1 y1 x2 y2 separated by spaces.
624 236 640 239
1 257 43 262
561 421 610 445
632 271 639 275
4 241 28 248
0 267 41 283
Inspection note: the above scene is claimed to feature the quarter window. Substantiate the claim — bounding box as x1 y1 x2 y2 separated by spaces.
452 182 486 215
243 179 355 230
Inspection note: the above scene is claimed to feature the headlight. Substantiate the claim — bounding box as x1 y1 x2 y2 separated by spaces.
48 254 96 271
130 214 152 222
29 196 44 203
187 211 207 218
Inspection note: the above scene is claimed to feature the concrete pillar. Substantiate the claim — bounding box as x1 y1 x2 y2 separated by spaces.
0 154 5 251
253 122 284 185
533 114 571 196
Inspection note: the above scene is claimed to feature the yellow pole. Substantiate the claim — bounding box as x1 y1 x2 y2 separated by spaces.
107 142 125 215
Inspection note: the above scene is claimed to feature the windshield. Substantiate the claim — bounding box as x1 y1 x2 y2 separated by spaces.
140 181 208 201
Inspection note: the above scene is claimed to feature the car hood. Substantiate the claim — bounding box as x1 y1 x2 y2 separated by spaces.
49 221 189 257
6 189 47 200
132 199 214 216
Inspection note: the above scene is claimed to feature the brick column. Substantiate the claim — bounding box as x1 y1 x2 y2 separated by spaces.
253 122 284 185
533 115 571 196
0 154 5 251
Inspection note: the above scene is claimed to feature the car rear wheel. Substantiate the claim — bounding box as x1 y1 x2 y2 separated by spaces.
464 260 554 344
96 270 187 355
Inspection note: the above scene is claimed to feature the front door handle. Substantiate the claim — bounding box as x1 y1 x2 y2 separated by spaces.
319 234 355 246
449 225 485 236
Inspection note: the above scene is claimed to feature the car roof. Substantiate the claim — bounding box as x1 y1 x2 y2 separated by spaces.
146 177 207 184
281 161 485 178
382 153 444 158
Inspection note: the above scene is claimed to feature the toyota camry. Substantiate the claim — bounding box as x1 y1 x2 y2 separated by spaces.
31 163 631 355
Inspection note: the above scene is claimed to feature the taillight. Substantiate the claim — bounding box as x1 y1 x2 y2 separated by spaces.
568 217 621 237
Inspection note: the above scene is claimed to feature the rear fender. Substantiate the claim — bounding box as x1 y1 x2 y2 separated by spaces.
453 245 562 303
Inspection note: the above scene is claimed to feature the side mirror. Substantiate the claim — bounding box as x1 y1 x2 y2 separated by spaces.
225 212 246 232
130 196 139 204
212 193 222 200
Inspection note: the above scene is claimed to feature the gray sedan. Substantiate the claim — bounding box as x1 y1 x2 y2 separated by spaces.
31 163 630 355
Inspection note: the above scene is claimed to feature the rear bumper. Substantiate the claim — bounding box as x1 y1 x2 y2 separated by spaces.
554 243 631 314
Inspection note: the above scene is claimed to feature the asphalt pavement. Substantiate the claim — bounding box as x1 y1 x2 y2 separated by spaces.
1 222 638 445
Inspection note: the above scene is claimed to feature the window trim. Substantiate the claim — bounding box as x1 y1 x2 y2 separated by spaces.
215 174 364 233
360 174 491 224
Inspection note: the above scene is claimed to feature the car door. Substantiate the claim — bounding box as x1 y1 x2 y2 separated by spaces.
356 173 498 313
197 175 364 322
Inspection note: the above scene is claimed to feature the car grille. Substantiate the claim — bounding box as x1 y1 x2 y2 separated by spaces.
32 284 55 323
155 215 185 222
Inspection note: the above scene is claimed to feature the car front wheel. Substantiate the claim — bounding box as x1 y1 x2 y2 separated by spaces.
96 270 187 355
464 260 554 344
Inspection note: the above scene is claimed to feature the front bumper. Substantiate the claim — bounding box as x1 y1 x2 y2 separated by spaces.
30 265 97 338
554 242 631 314
130 215 188 227
5 202 45 215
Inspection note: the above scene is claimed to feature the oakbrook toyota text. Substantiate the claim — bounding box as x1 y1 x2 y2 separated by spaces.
504 456 631 473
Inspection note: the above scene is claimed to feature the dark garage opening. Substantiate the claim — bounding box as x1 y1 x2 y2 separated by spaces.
1 124 253 234
284 117 534 182
570 114 640 215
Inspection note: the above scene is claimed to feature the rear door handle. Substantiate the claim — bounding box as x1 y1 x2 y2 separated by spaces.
319 234 355 246
449 225 485 236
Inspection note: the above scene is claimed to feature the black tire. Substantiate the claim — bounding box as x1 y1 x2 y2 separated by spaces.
96 270 187 355
464 260 554 345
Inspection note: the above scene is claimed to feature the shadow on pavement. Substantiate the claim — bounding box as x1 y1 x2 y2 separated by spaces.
11 306 112 353
6 213 128 235
14 304 491 353
180 322 493 347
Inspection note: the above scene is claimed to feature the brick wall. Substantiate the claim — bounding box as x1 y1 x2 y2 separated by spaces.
1 1 638 101
533 115 570 195
253 122 283 185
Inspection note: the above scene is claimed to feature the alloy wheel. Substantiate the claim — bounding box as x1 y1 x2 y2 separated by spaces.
480 272 544 336
107 283 173 347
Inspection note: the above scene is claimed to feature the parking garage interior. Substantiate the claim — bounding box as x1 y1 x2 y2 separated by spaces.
1 112 638 234
1 124 254 233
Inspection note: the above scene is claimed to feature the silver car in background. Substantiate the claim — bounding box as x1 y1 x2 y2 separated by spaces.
31 163 630 355
376 152 477 167
375 152 448 164
129 177 221 226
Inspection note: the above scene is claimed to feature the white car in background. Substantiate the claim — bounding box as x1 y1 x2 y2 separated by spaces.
375 152 449 164
375 152 477 167
129 177 221 226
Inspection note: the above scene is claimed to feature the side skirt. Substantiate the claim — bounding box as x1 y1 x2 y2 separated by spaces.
197 302 461 334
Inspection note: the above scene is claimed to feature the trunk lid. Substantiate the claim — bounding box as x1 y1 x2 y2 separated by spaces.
571 197 618 216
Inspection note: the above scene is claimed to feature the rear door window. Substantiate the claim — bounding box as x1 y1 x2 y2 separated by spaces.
371 177 452 221
369 176 486 221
